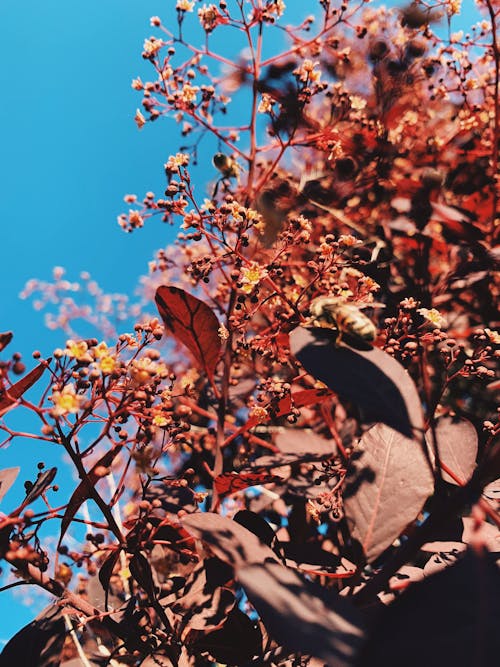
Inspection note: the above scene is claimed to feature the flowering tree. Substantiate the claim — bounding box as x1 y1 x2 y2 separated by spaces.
1 1 499 665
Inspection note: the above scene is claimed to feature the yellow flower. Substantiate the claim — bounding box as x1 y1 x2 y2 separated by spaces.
294 59 321 83
93 341 109 359
249 406 269 423
360 276 380 292
129 357 167 387
218 324 229 340
64 339 89 361
165 153 190 173
400 297 419 310
240 262 268 294
152 413 171 427
143 37 163 57
176 0 194 10
338 234 361 247
180 83 199 104
418 308 446 329
99 355 117 374
50 384 85 417
484 329 500 345
128 210 144 228
349 95 367 111
258 94 274 114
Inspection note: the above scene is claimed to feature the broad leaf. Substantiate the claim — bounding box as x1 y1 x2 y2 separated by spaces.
275 428 337 458
280 542 355 578
344 423 434 562
478 439 500 487
425 416 478 484
461 517 500 552
237 562 365 666
0 467 20 503
244 427 337 471
0 603 65 667
181 512 278 567
233 510 278 548
423 549 463 577
290 326 424 438
246 450 335 470
358 551 500 667
0 361 48 417
155 285 221 380
483 478 500 511
0 331 13 352
191 608 262 664
170 559 235 631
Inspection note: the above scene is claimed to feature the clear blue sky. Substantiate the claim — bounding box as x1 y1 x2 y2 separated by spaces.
0 0 483 646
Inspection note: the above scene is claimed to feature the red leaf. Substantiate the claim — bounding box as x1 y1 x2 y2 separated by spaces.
290 326 424 439
0 604 65 667
191 608 262 665
155 286 221 380
58 445 123 548
0 332 13 353
214 472 283 498
357 552 500 667
344 423 434 563
170 560 235 631
181 512 279 568
0 361 49 417
237 562 366 666
425 416 478 485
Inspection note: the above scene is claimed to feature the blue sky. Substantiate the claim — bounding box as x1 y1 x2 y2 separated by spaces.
0 0 484 646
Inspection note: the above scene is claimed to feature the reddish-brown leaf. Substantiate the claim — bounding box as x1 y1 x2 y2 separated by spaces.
344 423 434 563
461 517 500 552
0 360 48 417
214 471 283 498
245 427 337 470
191 608 262 665
181 512 279 568
423 549 463 577
237 562 365 666
58 445 123 548
290 326 424 439
425 416 478 485
357 552 500 667
155 285 221 380
483 478 500 511
0 604 65 667
0 467 20 503
170 560 235 631
0 331 13 352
